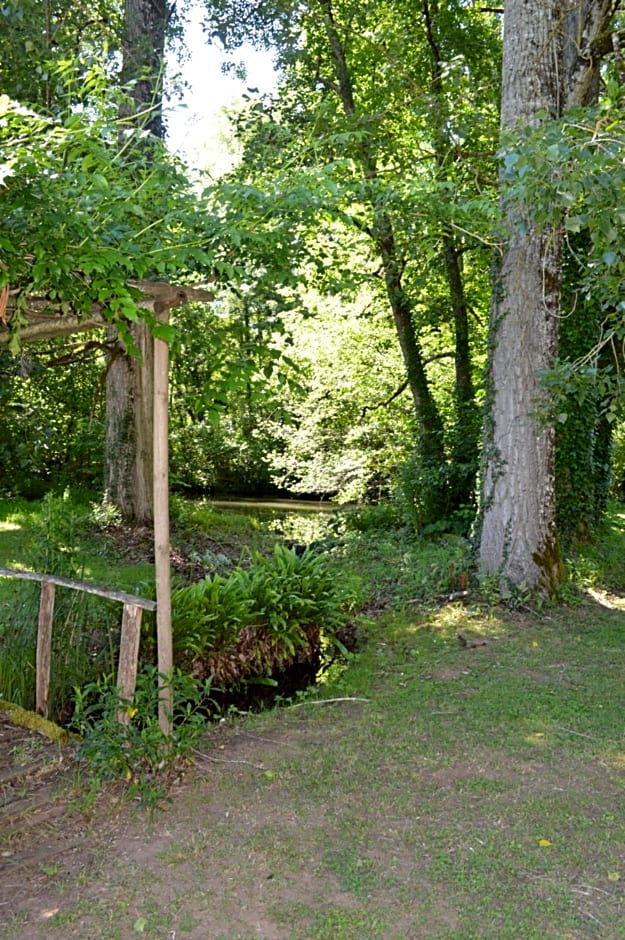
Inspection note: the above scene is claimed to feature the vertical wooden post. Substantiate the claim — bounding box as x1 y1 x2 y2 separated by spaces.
36 580 55 718
153 318 173 734
116 603 143 725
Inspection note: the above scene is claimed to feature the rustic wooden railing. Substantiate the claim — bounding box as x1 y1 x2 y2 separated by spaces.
0 567 156 723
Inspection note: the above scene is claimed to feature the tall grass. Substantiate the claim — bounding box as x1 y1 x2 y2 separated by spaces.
0 493 120 719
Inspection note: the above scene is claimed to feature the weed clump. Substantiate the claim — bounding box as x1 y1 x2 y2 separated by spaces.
171 543 358 695
71 668 214 806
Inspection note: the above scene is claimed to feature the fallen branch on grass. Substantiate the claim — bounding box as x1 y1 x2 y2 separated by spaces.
289 697 370 708
192 749 266 771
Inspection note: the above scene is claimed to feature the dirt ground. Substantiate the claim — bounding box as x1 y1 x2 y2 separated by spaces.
0 718 104 932
4 606 625 940
1 709 358 940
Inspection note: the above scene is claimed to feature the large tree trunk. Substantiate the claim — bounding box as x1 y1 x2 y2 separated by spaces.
119 0 169 138
105 323 155 523
479 0 615 591
105 0 171 523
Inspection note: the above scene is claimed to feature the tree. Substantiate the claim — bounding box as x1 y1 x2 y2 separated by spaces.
203 0 500 527
268 290 414 502
168 290 305 496
420 0 490 513
0 48 215 501
478 0 617 591
104 0 174 524
0 0 120 113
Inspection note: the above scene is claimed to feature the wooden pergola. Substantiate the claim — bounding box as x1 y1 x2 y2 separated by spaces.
1 280 213 734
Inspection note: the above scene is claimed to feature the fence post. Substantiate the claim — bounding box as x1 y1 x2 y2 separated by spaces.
116 603 143 725
35 580 56 718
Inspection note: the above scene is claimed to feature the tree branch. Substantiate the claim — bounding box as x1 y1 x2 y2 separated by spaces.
362 379 409 417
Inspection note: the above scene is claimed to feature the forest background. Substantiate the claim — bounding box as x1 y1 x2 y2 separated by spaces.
5 7 625 934
1 0 625 591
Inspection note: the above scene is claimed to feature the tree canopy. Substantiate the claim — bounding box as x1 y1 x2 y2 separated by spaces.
2 0 625 589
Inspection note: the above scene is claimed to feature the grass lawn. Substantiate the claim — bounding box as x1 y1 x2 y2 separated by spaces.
1 496 625 938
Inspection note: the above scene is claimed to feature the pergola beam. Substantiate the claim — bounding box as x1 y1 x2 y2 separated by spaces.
0 280 214 346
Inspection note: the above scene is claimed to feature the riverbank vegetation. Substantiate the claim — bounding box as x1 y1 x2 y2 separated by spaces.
2 490 624 804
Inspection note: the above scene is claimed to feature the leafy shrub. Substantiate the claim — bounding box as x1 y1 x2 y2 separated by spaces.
71 667 214 805
336 502 403 533
171 570 254 656
171 544 357 686
396 451 476 536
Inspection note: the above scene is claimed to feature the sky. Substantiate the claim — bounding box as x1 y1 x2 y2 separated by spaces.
166 3 277 174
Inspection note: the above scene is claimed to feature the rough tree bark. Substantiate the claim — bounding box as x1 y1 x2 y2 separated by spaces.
104 0 172 524
105 319 156 523
479 0 616 591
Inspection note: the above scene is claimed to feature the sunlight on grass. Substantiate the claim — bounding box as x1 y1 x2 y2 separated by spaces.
425 603 506 637
0 521 21 531
585 586 625 610
4 494 625 938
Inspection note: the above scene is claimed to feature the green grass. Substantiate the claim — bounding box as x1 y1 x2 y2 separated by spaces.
7 596 624 939
3 495 625 938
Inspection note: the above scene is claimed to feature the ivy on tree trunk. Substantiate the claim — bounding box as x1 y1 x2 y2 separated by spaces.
479 0 616 592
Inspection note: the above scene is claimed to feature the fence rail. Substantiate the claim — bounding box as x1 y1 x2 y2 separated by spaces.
0 567 155 721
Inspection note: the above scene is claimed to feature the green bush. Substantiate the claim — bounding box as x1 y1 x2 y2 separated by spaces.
171 543 357 684
396 450 475 536
336 502 403 533
171 570 254 656
71 667 214 805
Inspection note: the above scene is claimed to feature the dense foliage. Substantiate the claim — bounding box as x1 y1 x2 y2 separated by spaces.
0 88 213 351
171 543 357 692
1 0 625 553
201 0 501 527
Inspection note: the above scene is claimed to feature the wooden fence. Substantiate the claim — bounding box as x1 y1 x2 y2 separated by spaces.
0 567 156 723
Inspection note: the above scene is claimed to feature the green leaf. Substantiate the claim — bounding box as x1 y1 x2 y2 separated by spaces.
152 322 177 343
564 216 584 233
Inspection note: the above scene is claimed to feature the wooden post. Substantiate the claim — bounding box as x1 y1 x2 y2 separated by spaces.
35 580 55 718
153 320 173 735
116 603 143 725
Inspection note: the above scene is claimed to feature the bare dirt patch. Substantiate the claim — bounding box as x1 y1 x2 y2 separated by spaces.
0 720 103 930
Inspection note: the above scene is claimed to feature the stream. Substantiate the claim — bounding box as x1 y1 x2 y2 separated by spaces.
206 497 347 545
